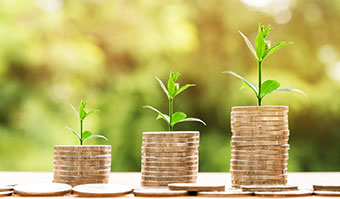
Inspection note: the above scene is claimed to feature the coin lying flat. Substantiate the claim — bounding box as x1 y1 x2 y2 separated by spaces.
72 184 132 197
241 185 298 192
314 191 340 196
133 189 188 197
168 183 225 192
197 190 253 197
14 183 72 196
313 184 340 191
0 185 13 192
0 191 12 197
255 190 313 197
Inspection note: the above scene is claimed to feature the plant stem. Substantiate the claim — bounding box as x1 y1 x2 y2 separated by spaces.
258 61 262 106
169 98 173 131
80 119 83 145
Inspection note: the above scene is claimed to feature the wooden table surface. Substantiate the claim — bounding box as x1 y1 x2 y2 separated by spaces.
0 172 340 198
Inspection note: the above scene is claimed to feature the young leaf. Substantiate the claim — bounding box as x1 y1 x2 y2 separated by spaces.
174 84 195 97
85 110 99 118
171 112 187 126
223 70 258 95
70 104 79 119
87 134 108 141
255 24 266 61
156 114 170 124
155 76 169 99
241 81 258 91
64 126 81 140
260 80 280 98
79 100 87 121
143 105 170 124
268 88 307 97
82 130 93 141
239 31 257 60
176 118 206 126
263 41 293 59
168 73 177 98
262 25 271 38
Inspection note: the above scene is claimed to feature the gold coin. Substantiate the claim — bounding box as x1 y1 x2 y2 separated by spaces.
241 185 298 192
54 159 111 166
230 159 288 165
232 130 289 137
231 140 289 147
231 149 288 156
141 165 198 172
313 184 340 191
141 146 198 153
133 189 188 197
231 135 289 142
54 145 111 151
54 150 111 156
314 191 340 196
232 106 288 111
142 161 198 167
53 169 110 176
142 142 199 147
143 137 199 143
254 190 313 197
231 121 288 127
142 152 198 157
230 169 287 175
53 165 111 171
142 156 198 162
231 175 287 180
231 154 289 160
232 144 290 150
197 190 253 197
230 164 287 170
141 171 197 176
52 179 108 186
53 175 110 181
168 183 225 192
14 183 72 196
54 155 111 161
141 175 197 181
232 179 287 186
232 125 289 131
141 180 196 187
231 111 288 117
0 191 12 197
143 131 199 138
72 184 132 197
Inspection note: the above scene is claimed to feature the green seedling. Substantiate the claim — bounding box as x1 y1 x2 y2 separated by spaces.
224 24 306 106
65 100 108 145
144 72 206 131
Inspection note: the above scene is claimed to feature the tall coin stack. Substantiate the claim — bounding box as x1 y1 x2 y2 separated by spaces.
230 106 289 188
53 145 111 186
141 131 199 187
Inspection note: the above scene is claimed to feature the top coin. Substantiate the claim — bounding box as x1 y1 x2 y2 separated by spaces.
143 131 199 138
232 106 288 111
55 145 111 151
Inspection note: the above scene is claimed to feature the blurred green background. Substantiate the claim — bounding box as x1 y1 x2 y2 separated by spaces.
0 0 340 172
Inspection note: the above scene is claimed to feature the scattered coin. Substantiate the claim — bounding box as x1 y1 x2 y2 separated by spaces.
197 189 253 197
241 185 298 192
168 183 225 192
133 189 188 197
313 184 340 191
72 184 132 197
314 191 340 196
255 190 313 197
0 185 13 192
14 183 72 196
0 191 12 197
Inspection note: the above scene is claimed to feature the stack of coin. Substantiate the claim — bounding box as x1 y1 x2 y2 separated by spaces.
53 145 111 186
141 131 199 187
230 106 289 188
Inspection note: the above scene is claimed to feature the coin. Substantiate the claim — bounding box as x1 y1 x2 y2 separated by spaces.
143 131 199 138
54 155 111 161
231 149 288 155
232 106 288 111
232 175 287 180
197 190 253 197
231 111 288 117
231 154 289 160
141 165 198 172
255 190 313 197
141 171 198 176
141 180 196 187
14 183 72 196
143 137 200 143
168 183 225 191
55 145 111 151
54 164 111 171
142 161 198 167
232 125 289 131
141 146 198 153
230 169 286 175
241 185 298 192
231 135 289 141
54 159 111 166
0 191 12 197
141 175 197 181
232 144 290 151
232 179 287 185
231 160 288 166
72 184 132 197
230 164 287 170
53 169 110 176
314 191 340 196
142 142 199 148
0 185 13 191
142 156 198 162
313 184 340 191
133 189 188 197
52 179 109 186
53 175 110 181
142 152 198 157
231 121 288 127
232 130 289 137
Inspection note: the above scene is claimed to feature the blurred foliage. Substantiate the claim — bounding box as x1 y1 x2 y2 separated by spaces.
0 0 340 172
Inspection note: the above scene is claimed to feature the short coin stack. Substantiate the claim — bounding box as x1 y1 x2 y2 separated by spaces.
230 106 289 188
53 145 111 186
141 131 199 187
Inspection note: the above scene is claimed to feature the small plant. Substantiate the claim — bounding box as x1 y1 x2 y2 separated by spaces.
65 100 108 145
144 72 206 131
224 24 306 106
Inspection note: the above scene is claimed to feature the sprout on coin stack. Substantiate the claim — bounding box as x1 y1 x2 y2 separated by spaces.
224 24 306 188
53 100 111 186
141 72 206 187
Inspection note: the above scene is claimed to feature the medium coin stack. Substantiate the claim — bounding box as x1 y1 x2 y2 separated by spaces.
230 106 289 188
141 131 199 187
53 145 111 186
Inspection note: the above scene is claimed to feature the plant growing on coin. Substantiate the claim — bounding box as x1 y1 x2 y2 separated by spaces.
223 24 306 106
65 100 108 145
144 72 206 131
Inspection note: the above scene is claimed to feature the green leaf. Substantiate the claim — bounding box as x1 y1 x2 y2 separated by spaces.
87 134 108 141
262 25 271 38
171 112 187 126
70 104 79 119
263 41 293 59
174 84 195 97
260 80 281 98
239 31 257 60
168 73 177 98
155 76 169 99
156 114 170 124
64 126 81 140
143 105 170 124
82 130 93 141
85 110 99 118
256 24 266 61
241 81 258 91
176 118 206 126
268 88 307 97
79 100 87 121
223 70 258 95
